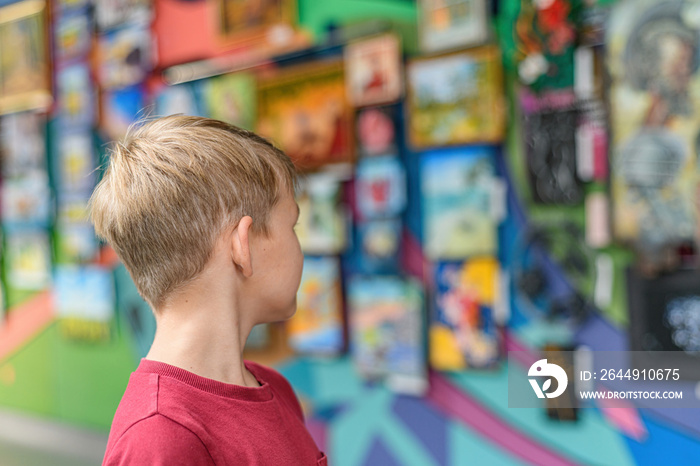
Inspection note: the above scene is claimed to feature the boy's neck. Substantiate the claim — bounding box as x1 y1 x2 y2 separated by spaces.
145 277 260 388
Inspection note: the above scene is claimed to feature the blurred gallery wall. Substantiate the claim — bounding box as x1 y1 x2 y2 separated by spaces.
1 0 700 465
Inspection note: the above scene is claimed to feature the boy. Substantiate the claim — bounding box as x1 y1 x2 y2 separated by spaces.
91 116 327 465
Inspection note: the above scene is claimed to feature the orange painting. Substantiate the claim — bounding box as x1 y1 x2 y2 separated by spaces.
257 61 353 170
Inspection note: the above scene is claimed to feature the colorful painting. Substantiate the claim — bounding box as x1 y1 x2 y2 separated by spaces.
430 258 500 370
57 131 95 193
154 81 206 118
217 0 296 44
287 256 344 355
94 0 151 32
294 171 348 255
98 25 151 89
55 222 98 264
355 155 406 220
421 147 498 260
0 0 52 114
257 61 353 169
407 46 505 148
356 106 397 157
5 229 52 293
1 172 51 227
56 0 90 13
55 265 114 342
345 33 403 107
55 12 91 62
348 276 427 394
418 0 489 53
56 63 95 128
501 0 578 90
204 72 256 129
356 219 402 275
0 111 46 177
607 0 700 264
56 64 95 128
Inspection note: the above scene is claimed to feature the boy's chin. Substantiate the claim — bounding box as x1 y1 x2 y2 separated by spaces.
282 303 298 320
267 302 297 323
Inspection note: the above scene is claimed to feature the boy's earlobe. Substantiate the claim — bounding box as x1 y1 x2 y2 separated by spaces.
231 216 254 278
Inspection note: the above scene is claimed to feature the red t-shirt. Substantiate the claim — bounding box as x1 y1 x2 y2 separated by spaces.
103 359 327 465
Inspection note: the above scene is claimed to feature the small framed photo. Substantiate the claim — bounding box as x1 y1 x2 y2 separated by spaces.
0 0 52 114
418 0 490 53
344 33 403 107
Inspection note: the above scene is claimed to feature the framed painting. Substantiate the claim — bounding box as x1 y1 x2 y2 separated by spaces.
407 46 505 148
216 0 296 46
355 155 406 220
348 276 427 394
287 255 344 356
0 0 52 114
344 33 403 107
55 12 91 62
94 0 151 32
98 24 151 89
56 63 95 128
430 258 500 371
607 0 700 266
420 146 498 260
257 61 353 169
294 171 348 255
55 265 114 342
418 0 489 53
0 111 46 177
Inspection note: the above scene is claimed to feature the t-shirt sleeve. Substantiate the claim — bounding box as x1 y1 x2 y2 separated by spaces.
103 414 214 466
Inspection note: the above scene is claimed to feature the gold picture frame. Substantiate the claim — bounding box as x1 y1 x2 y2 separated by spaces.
0 0 52 115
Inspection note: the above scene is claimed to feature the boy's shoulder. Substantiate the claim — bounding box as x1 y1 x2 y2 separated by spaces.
104 359 318 465
103 370 214 465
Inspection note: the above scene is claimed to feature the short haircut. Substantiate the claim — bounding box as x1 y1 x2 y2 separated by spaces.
89 115 297 309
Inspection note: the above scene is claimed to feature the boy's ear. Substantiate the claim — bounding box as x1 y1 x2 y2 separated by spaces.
231 216 254 278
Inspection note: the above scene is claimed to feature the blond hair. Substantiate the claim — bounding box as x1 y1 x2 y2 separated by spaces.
89 115 297 308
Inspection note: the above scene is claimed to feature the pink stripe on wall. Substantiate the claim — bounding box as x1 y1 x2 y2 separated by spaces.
427 371 582 466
